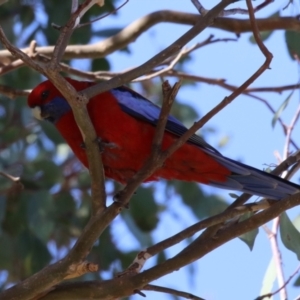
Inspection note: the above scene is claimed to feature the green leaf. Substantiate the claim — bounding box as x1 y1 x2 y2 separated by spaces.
229 193 239 199
121 212 153 247
285 30 300 60
294 274 300 286
91 58 110 72
156 250 167 264
0 98 15 128
70 24 92 45
119 251 139 270
50 192 85 247
0 195 6 225
171 102 199 128
2 192 28 236
27 190 54 243
249 11 279 44
17 229 52 276
260 258 276 298
19 5 35 30
78 171 91 188
293 215 300 231
280 212 300 260
40 121 65 144
1 126 20 143
32 159 62 188
218 135 230 148
0 232 13 270
175 181 228 219
93 28 123 37
239 212 258 250
249 30 274 43
52 191 76 220
91 227 120 270
129 187 159 232
271 90 294 128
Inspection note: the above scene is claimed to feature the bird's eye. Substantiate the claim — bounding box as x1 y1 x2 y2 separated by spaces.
41 90 49 100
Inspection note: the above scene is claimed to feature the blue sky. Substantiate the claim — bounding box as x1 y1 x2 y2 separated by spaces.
92 1 300 299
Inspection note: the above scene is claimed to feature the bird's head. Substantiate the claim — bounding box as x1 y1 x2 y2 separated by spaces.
27 79 72 124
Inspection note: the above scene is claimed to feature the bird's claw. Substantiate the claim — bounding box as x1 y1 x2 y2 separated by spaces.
113 191 130 209
113 190 137 208
95 137 118 153
80 137 117 153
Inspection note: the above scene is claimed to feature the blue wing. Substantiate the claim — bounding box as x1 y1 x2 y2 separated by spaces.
110 86 300 199
111 86 220 154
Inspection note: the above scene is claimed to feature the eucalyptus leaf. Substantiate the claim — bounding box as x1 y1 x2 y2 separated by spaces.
285 30 300 60
239 212 258 251
259 258 276 298
280 212 300 260
271 90 294 128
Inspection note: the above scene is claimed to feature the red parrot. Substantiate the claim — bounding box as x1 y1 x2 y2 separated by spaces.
27 78 300 200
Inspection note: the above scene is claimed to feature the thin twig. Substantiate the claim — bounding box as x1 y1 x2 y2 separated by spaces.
191 0 206 15
71 0 79 14
191 0 274 17
120 200 272 275
152 81 181 153
269 217 287 300
78 0 129 28
247 83 300 94
143 284 205 300
256 264 300 300
164 70 299 150
0 171 20 182
284 103 300 159
0 59 25 75
0 84 30 99
134 37 237 81
285 159 300 179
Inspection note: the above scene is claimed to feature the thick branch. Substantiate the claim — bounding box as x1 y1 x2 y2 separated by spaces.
0 12 299 63
37 193 300 300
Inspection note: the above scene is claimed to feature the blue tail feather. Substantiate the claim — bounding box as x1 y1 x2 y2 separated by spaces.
206 151 300 200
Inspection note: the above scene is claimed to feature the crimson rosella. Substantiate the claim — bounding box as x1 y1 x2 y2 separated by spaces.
27 78 300 199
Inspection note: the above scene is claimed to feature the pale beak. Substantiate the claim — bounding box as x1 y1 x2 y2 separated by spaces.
31 106 43 120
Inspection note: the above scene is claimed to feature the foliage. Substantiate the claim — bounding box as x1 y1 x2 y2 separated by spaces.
0 0 220 290
0 0 300 299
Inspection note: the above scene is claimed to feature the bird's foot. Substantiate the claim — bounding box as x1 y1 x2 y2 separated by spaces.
80 137 117 153
113 191 130 209
80 142 86 149
113 190 137 209
94 137 118 153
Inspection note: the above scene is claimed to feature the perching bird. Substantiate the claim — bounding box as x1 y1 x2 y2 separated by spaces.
27 78 300 200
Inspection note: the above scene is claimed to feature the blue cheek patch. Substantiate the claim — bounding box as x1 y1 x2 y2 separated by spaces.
42 97 71 123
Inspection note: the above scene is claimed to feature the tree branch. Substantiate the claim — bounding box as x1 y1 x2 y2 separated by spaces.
171 0 273 259
0 0 236 299
36 193 300 300
0 12 299 63
143 284 205 300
